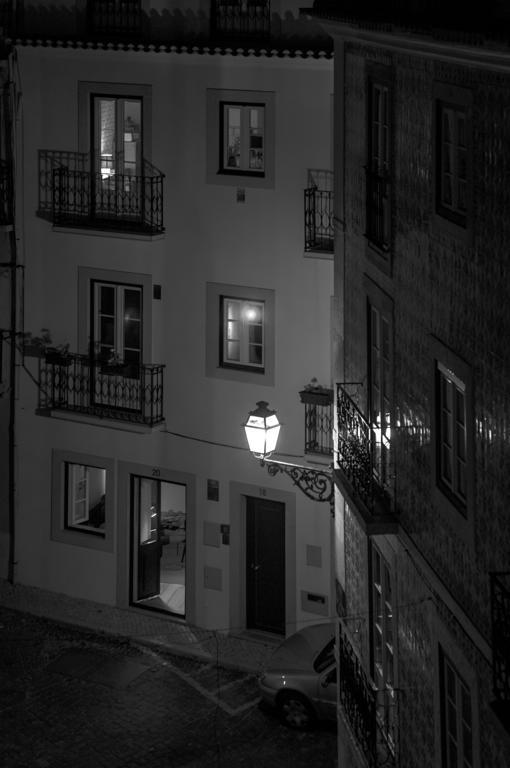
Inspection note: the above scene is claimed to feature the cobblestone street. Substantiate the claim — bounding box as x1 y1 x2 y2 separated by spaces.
0 606 337 768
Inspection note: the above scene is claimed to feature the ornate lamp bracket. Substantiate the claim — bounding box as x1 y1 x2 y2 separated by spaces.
261 458 334 512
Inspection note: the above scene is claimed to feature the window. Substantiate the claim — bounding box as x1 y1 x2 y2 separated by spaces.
434 83 472 233
370 544 396 753
439 649 474 768
436 363 467 510
221 297 264 370
206 89 275 189
92 280 142 373
221 103 264 174
65 462 106 535
430 336 474 544
88 0 141 35
51 450 114 551
437 103 467 226
366 77 391 253
92 96 142 179
368 300 392 490
206 282 275 385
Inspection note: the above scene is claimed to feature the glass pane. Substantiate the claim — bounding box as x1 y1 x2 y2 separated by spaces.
123 99 141 176
249 344 262 365
98 99 116 177
124 320 140 350
249 108 264 170
249 324 262 344
227 340 240 361
124 288 141 320
225 106 241 168
100 317 115 348
100 285 115 316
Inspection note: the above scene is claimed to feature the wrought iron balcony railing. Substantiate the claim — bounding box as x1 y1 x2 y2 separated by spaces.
304 186 334 252
299 386 333 456
0 159 13 226
39 353 164 426
336 383 394 516
52 159 164 235
88 0 142 37
490 572 510 722
366 168 391 252
211 0 270 39
339 624 396 767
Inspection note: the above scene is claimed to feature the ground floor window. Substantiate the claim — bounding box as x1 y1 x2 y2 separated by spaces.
65 462 106 535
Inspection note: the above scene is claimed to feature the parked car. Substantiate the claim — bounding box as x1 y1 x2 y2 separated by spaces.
258 622 337 728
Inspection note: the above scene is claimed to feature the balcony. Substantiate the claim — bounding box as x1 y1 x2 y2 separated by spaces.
299 385 333 456
335 383 397 533
38 352 165 427
366 168 391 252
0 159 13 226
339 624 396 768
53 161 164 235
490 572 510 733
304 169 334 253
87 0 142 38
210 0 270 40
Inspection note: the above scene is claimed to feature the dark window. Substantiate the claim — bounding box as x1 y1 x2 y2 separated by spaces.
367 80 391 251
436 101 468 228
439 648 474 768
436 362 467 512
370 544 396 752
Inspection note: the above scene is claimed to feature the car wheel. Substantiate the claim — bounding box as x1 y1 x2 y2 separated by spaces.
277 691 315 729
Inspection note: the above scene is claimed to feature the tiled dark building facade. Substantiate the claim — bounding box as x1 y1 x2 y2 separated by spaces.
314 4 510 767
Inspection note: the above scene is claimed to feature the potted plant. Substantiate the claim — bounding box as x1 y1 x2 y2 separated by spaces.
45 342 72 366
21 328 53 357
299 378 334 406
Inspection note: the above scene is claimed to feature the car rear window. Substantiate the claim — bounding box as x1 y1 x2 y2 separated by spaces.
314 637 335 672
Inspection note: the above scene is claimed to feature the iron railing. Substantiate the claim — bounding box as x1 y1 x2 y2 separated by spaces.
52 160 164 234
211 0 270 39
336 383 394 514
38 149 89 216
0 159 12 225
300 387 333 456
39 353 164 426
339 624 396 767
366 168 391 251
490 572 510 707
304 187 334 252
88 0 142 36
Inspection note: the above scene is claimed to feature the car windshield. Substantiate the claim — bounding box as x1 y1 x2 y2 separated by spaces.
314 637 335 673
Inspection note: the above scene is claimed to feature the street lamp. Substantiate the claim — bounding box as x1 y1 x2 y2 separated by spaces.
243 401 333 506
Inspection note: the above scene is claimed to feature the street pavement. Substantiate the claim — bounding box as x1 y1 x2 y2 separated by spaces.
0 605 338 767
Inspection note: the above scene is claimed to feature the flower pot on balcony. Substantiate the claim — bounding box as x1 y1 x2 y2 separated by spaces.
299 387 333 406
45 349 72 367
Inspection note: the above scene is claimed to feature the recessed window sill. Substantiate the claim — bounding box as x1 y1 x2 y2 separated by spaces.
37 408 166 434
52 226 165 241
304 248 333 261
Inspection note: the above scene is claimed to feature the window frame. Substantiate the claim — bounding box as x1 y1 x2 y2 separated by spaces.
206 89 275 189
64 461 107 536
433 82 472 239
51 449 115 551
206 282 275 386
220 296 265 372
220 102 265 177
438 647 476 768
369 540 397 756
365 64 393 272
430 336 474 546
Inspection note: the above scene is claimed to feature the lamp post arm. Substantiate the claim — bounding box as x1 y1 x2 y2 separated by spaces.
261 458 333 507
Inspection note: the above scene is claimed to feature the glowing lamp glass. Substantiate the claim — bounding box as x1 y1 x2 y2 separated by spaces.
243 401 281 459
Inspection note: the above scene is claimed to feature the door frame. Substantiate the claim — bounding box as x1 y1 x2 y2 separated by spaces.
116 460 196 625
229 481 297 637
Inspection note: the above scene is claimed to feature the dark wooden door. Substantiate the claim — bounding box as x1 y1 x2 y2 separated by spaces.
246 496 285 635
136 477 160 600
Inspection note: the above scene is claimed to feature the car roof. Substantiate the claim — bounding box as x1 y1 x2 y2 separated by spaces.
266 622 335 673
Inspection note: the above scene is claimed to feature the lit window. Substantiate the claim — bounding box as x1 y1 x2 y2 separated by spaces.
369 303 392 487
437 102 468 226
440 650 474 768
436 362 467 511
65 462 106 535
221 297 264 370
221 103 264 174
